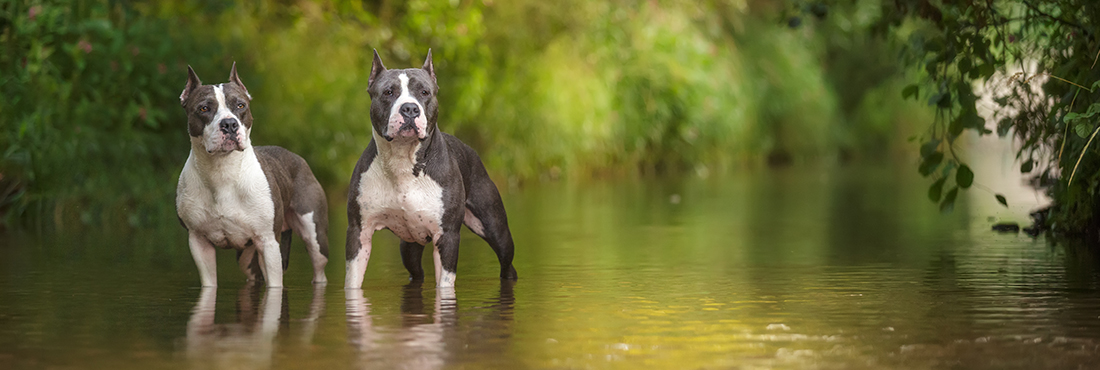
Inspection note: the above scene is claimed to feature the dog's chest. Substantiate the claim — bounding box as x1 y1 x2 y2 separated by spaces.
356 159 445 245
177 149 275 249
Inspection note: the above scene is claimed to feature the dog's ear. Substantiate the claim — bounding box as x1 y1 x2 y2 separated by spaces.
228 62 252 100
180 65 202 105
368 49 386 88
422 48 436 84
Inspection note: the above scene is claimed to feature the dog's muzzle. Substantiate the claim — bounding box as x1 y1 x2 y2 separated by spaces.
206 118 245 153
384 103 425 141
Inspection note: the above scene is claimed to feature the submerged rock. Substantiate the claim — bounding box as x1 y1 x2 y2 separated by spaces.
992 222 1020 233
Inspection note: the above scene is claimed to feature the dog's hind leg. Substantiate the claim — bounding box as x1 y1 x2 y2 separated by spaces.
237 246 263 282
463 189 518 281
400 241 425 281
280 229 292 271
294 211 329 284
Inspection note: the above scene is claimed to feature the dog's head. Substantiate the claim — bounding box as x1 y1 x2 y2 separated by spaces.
366 49 438 142
179 63 254 154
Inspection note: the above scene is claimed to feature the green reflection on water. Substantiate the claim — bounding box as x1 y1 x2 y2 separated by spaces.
1 165 1098 369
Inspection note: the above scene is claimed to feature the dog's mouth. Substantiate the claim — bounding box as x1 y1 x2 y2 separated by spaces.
383 118 426 141
206 135 245 153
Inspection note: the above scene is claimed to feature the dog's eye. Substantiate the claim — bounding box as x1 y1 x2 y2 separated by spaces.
236 103 245 109
383 89 393 96
199 105 209 113
421 89 430 96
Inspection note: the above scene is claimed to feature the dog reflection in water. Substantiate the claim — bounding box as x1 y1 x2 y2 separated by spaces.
185 284 325 369
346 281 516 369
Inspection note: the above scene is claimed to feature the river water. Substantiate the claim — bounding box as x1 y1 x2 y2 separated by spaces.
2 164 1099 369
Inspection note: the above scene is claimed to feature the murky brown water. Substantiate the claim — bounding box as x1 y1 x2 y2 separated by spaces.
2 164 1099 369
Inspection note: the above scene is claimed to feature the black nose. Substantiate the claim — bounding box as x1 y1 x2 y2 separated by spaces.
219 118 239 134
399 103 420 120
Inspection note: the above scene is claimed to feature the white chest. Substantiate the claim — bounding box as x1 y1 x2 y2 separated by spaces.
177 148 275 248
356 155 445 245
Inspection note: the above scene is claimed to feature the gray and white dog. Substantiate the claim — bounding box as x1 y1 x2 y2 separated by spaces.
345 50 518 289
176 64 329 288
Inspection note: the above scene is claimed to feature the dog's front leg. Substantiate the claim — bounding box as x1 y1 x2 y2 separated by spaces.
188 231 218 287
345 227 373 289
432 231 460 288
254 233 284 288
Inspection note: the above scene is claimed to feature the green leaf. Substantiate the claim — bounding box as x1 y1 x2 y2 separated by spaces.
956 165 974 188
957 58 972 74
1064 112 1081 123
919 152 944 176
949 115 965 136
1021 159 1034 173
1091 80 1100 92
928 92 944 107
997 118 1012 137
979 63 996 79
1075 122 1094 139
926 152 944 166
956 82 977 108
920 139 941 158
1087 103 1100 118
940 187 959 213
937 92 953 108
902 85 919 100
995 194 1008 207
925 37 945 52
963 110 985 129
929 177 947 202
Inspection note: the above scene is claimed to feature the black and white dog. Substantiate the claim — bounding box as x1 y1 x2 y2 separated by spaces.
345 50 518 288
176 64 329 288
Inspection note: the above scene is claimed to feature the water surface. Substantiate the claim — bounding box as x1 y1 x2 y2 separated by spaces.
2 164 1099 369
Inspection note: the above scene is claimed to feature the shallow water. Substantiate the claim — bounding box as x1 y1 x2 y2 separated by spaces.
2 165 1099 369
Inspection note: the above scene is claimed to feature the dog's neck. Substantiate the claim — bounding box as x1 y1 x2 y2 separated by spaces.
372 128 437 178
188 136 256 187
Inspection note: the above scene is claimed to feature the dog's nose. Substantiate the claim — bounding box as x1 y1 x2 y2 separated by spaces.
219 118 239 134
399 103 420 120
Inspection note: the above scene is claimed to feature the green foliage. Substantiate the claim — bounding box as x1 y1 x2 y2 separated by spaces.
1 0 925 230
0 1 223 228
878 0 1100 237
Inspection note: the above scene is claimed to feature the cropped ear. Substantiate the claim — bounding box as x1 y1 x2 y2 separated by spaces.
180 65 202 105
228 62 252 100
368 49 386 88
422 48 436 84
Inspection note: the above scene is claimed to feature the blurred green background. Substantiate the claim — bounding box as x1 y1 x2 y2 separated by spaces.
0 0 931 230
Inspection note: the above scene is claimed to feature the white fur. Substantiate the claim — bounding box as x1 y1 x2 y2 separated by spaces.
186 287 284 369
345 231 372 289
346 129 447 288
199 84 249 153
358 130 445 245
296 211 329 284
386 73 428 139
177 138 282 287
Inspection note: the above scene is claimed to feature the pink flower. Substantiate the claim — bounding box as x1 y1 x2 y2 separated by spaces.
28 5 41 21
77 40 92 54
